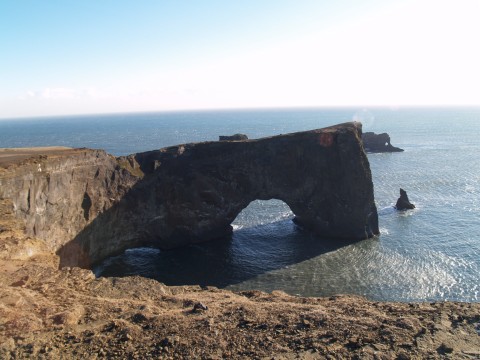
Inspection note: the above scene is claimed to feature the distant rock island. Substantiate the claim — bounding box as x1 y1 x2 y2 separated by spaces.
362 132 404 152
219 133 248 141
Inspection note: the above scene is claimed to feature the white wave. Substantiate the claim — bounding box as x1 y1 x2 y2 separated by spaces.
378 206 396 216
379 227 389 235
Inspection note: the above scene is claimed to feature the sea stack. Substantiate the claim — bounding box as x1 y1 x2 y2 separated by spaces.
395 188 415 210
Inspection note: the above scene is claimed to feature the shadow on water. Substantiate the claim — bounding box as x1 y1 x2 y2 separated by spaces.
94 218 358 288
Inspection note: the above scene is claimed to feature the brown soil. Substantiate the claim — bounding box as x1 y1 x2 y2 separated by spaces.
0 147 76 168
1 257 479 360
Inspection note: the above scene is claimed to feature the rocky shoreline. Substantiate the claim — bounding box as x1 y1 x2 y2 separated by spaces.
1 130 479 358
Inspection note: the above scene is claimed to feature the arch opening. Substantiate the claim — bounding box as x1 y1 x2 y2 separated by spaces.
231 199 294 232
93 198 349 289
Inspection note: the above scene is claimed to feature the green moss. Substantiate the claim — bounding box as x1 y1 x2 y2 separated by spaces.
118 159 144 178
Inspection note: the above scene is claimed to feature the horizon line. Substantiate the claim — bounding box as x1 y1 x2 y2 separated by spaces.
2 104 480 121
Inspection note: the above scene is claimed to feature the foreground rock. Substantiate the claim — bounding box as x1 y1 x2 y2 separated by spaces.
0 251 479 359
1 122 379 268
395 188 416 210
362 132 404 152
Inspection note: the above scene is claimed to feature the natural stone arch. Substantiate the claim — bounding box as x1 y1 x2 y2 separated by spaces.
125 122 379 250
361 132 404 152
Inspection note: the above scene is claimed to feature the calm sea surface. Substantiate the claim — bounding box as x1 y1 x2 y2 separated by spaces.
1 107 479 302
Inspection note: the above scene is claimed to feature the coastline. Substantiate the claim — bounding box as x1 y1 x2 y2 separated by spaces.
1 146 479 358
1 226 479 359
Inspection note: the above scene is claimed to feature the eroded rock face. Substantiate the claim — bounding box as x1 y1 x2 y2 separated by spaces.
1 122 379 268
0 149 139 266
362 132 404 152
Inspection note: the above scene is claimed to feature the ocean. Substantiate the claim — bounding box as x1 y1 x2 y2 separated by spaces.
1 107 479 302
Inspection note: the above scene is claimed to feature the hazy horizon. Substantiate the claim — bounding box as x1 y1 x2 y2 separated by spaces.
1 0 479 119
3 104 480 122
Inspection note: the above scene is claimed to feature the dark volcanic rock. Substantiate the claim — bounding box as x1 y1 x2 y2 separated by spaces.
114 121 379 251
395 188 415 210
362 132 404 152
219 134 248 141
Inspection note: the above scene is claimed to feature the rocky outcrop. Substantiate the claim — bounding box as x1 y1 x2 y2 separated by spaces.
0 148 139 258
362 132 403 152
1 122 379 268
219 134 248 141
111 122 378 251
395 188 415 210
2 253 479 359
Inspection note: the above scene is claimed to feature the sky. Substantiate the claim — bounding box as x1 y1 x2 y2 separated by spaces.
1 0 479 118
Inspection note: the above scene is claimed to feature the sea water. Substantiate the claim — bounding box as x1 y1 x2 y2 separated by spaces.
1 107 479 302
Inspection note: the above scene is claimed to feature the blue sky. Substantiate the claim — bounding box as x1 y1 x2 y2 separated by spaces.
1 0 479 118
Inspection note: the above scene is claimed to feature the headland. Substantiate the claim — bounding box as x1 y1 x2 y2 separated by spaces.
0 123 478 359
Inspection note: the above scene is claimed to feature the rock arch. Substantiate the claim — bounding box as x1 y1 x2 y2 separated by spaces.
362 132 404 152
120 122 379 251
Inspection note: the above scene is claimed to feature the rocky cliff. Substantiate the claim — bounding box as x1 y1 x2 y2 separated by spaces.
1 131 479 360
0 148 139 266
126 122 378 246
1 122 378 269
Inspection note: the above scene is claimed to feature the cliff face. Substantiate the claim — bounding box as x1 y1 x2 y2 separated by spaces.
1 122 379 268
0 148 139 265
